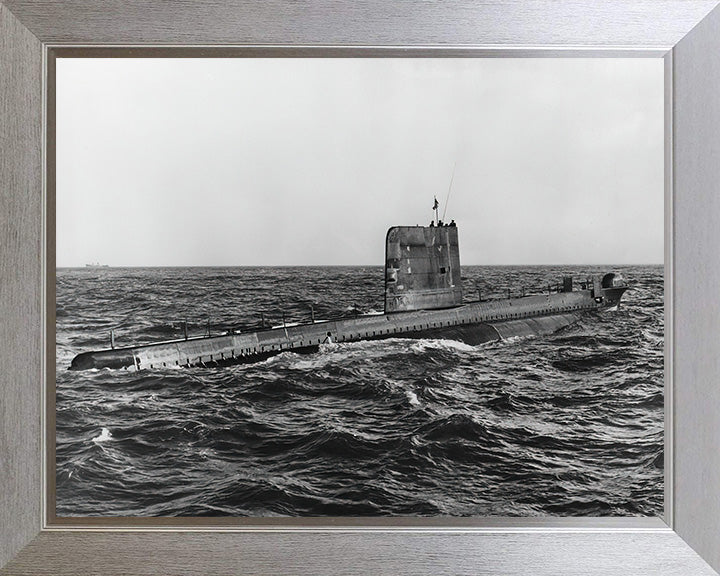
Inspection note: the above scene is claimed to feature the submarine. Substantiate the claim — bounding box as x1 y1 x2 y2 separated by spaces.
69 220 628 371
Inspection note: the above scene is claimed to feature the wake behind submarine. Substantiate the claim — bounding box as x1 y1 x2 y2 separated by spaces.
69 217 628 371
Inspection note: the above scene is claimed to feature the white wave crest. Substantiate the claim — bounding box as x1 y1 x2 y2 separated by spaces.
92 427 112 443
406 389 422 407
409 338 477 354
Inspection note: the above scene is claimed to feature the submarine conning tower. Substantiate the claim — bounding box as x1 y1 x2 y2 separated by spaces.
384 224 463 313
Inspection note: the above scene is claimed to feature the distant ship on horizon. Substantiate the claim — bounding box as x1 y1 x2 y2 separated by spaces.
84 262 109 269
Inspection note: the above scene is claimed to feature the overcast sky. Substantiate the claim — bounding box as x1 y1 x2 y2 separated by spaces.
56 58 663 267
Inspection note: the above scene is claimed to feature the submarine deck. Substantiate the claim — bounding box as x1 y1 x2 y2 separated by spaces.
70 289 603 371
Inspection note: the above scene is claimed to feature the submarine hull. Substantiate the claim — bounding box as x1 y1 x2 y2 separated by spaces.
68 224 630 371
69 287 624 371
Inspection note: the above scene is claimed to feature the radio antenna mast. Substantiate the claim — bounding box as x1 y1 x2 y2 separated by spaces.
442 161 457 222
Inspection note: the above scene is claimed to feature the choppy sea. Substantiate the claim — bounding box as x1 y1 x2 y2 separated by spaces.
55 265 663 517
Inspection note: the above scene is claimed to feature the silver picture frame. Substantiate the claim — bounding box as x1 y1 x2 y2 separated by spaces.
2 1 720 574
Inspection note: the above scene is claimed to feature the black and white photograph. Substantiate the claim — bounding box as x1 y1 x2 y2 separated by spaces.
55 57 664 517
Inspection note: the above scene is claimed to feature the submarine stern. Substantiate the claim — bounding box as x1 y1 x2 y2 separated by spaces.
70 348 135 371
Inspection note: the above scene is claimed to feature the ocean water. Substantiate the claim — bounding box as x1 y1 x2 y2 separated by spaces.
55 265 663 517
